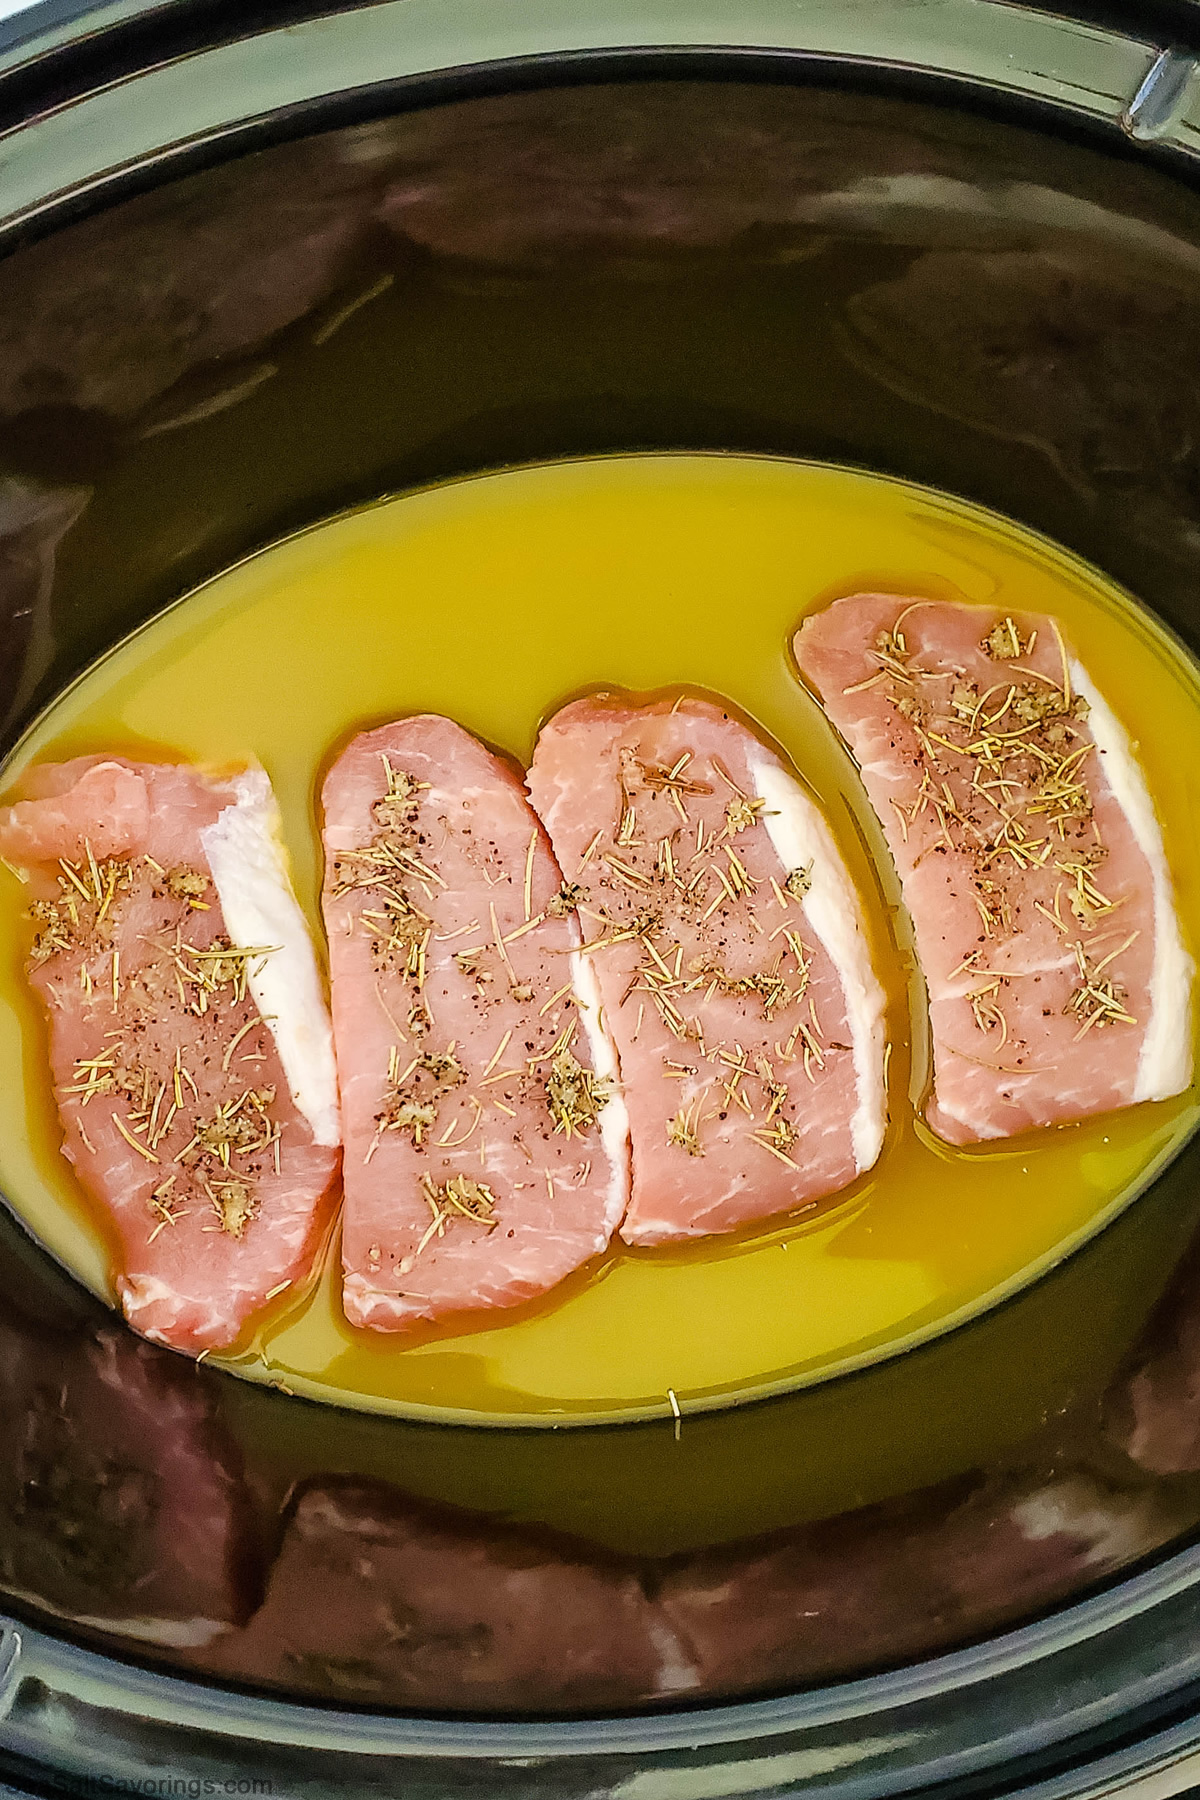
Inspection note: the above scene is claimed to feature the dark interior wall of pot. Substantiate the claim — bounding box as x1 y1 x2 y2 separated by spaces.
5 77 1200 1714
6 82 1200 745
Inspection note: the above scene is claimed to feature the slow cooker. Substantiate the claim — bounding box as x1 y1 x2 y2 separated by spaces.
6 1 1200 1794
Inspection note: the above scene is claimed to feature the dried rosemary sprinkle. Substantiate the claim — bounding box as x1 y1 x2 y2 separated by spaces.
376 1047 465 1146
523 830 538 920
28 899 75 965
967 978 1010 1047
667 1099 705 1156
164 866 210 909
983 616 1034 661
222 1016 264 1071
544 1047 610 1138
191 1088 277 1165
547 882 586 918
64 1052 119 1104
867 611 1120 1081
27 854 134 966
539 981 574 1017
112 1110 160 1164
691 957 796 1019
362 893 433 978
725 796 766 835
750 1117 801 1168
372 758 429 833
634 752 713 821
416 1173 499 1255
1066 940 1138 1038
175 937 278 1008
204 1175 258 1239
418 1048 465 1084
147 1175 186 1241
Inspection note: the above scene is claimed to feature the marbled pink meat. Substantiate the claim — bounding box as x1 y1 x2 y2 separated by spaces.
526 694 887 1245
0 756 340 1352
795 595 1193 1143
321 717 629 1331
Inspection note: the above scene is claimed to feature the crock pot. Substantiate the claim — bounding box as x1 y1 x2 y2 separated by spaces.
6 2 1200 1794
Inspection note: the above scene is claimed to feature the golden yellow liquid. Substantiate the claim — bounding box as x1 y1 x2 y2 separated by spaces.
1 454 1198 1428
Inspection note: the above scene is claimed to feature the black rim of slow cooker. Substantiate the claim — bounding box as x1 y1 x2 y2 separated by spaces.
7 24 1200 252
6 0 1200 127
3 10 1200 1792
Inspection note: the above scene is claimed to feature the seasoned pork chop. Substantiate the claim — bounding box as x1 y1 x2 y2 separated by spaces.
0 756 340 1352
794 595 1193 1143
526 694 887 1244
321 717 629 1330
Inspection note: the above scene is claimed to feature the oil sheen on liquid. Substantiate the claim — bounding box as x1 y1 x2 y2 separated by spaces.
0 454 1197 1425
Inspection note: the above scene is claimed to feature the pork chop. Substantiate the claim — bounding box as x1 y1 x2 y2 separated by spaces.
0 756 340 1352
321 716 629 1331
526 693 887 1244
794 595 1193 1143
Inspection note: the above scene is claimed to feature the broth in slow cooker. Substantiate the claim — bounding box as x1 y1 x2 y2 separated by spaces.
1 454 1197 1423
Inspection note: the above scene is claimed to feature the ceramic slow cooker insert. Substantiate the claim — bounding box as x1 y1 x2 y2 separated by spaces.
5 3 1200 1795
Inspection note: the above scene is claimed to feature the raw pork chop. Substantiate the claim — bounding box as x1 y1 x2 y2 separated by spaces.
321 717 629 1331
794 595 1193 1143
0 756 340 1352
526 694 887 1244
